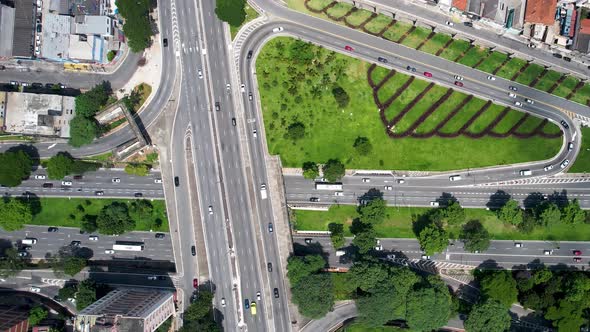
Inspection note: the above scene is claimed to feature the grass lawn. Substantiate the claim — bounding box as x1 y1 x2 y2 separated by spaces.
229 3 260 39
294 205 590 241
383 21 413 42
326 2 354 18
391 85 448 133
400 26 432 49
570 83 590 106
515 63 545 86
344 8 374 26
341 321 403 332
132 83 152 113
363 14 393 34
414 92 469 134
257 37 562 170
569 126 590 173
84 152 113 162
456 45 488 67
104 117 127 131
29 198 169 232
534 70 562 92
331 273 353 300
0 135 33 142
476 51 508 73
552 76 578 98
495 58 527 80
420 33 452 54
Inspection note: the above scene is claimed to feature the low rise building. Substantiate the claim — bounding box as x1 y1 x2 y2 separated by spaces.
0 305 30 332
3 92 75 138
452 0 527 30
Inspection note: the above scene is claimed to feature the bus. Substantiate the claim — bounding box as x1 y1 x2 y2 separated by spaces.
113 241 145 252
315 182 343 191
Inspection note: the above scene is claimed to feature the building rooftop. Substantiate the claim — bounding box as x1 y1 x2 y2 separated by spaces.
0 305 30 332
525 0 558 25
70 0 104 16
580 18 590 34
4 92 75 137
453 0 468 11
73 15 112 36
40 13 71 60
0 4 15 57
12 0 35 57
78 288 173 319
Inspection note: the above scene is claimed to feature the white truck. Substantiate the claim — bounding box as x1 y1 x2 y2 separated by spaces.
260 184 268 200
315 182 343 190
336 250 346 256
519 169 532 176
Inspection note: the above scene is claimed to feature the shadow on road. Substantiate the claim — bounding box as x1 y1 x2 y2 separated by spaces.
486 190 511 210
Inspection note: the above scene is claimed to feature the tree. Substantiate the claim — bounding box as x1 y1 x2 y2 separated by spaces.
480 271 518 308
562 199 585 224
332 86 350 108
57 284 77 301
353 136 372 155
107 50 116 62
184 290 214 321
80 215 98 233
356 285 404 327
215 0 246 27
347 261 390 292
497 199 523 225
352 224 377 254
286 255 325 285
76 280 97 310
124 163 150 176
0 198 33 231
116 0 153 52
46 153 75 179
96 202 135 235
0 247 26 277
465 299 511 332
444 200 465 225
545 299 586 331
328 223 345 249
358 198 387 225
0 150 33 187
155 317 172 332
74 82 110 117
61 256 87 276
406 276 452 332
69 116 100 147
291 273 334 319
538 202 561 227
322 159 345 183
286 122 305 141
460 220 490 253
28 306 48 326
418 223 448 255
302 162 319 180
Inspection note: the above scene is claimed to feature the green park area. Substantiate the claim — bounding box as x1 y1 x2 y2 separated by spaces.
569 126 590 173
287 0 590 107
256 37 562 171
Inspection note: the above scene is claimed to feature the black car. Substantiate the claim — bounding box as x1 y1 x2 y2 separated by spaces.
73 175 83 180
244 299 250 309
247 50 253 59
563 56 572 62
36 24 42 33
48 227 58 233
463 21 473 27
215 102 220 111
552 53 562 59
174 176 180 187
309 197 320 202
70 241 81 247
273 288 279 298
232 118 236 126
42 183 53 188
45 83 54 89
377 57 388 63
406 65 416 72
32 83 43 88
163 38 168 47
134 193 143 198
191 245 196 256
267 262 272 272
155 233 165 239
560 120 569 129
508 86 518 91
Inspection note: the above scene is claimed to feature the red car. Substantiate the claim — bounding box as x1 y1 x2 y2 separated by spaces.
454 81 464 87
193 278 199 288
423 72 432 77
574 250 582 256
344 45 354 52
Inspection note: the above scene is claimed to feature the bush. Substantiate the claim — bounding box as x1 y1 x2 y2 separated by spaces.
286 122 305 141
124 163 150 176
322 159 345 182
353 136 372 156
215 0 246 26
302 161 319 180
107 50 117 62
332 85 350 108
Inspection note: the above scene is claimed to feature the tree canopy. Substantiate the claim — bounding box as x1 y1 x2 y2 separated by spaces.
480 271 518 308
465 299 511 332
322 159 345 183
328 223 345 249
418 222 448 255
215 0 246 27
96 202 135 235
116 0 153 52
497 199 523 225
46 153 75 179
287 255 325 285
0 247 26 277
28 306 48 326
537 202 561 227
358 198 387 225
69 116 101 147
562 199 585 224
352 224 377 254
76 280 97 310
460 220 490 253
291 273 334 319
0 198 33 231
0 150 32 187
124 163 150 176
443 200 465 225
332 86 350 108
184 290 214 321
406 276 452 332
61 256 87 276
302 162 319 180
70 82 110 147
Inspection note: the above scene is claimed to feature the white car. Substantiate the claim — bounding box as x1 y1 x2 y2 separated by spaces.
560 159 570 168
384 186 393 191
508 92 516 98
240 84 245 93
421 254 431 260
89 235 99 241
61 181 72 186
112 178 121 183
253 129 257 138
454 75 463 81
544 249 553 255
30 286 41 293
397 179 405 184
543 165 554 171
154 178 162 183
272 26 284 32
198 69 203 79
514 243 522 248
445 21 454 26
208 206 213 215
430 201 439 207
514 101 523 107
256 291 261 301
104 249 115 254
334 191 344 196
362 178 370 183
226 83 231 91
487 75 496 80
34 175 46 180
375 239 383 251
147 275 158 280
221 298 226 307
525 98 534 104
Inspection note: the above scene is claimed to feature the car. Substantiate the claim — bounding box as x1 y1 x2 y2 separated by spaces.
70 241 81 247
430 201 439 207
543 165 554 171
248 92 253 101
147 275 158 280
560 159 570 168
445 21 454 26
18 251 29 257
563 56 572 62
47 227 58 232
226 83 231 91
272 26 284 32
253 129 257 138
344 45 354 51
568 142 574 151
112 178 121 183
509 86 518 91
305 238 312 244
397 179 405 184
134 193 143 197
514 243 522 248
232 118 236 126
560 120 569 129
155 233 165 239
406 65 416 72
21 82 30 87
423 72 432 77
508 92 516 98
257 291 261 301
95 191 104 196
544 249 553 255
525 98 534 104
552 53 562 59
377 56 388 63
247 50 253 59
463 21 473 27
154 178 162 183
454 81 463 87
240 84 245 92
174 176 180 187
454 75 463 81
208 205 213 215
32 82 43 89
193 278 198 288
59 83 66 89
375 243 383 251
42 183 53 188
487 75 496 80
215 102 220 111
574 257 582 263
30 286 41 293
574 250 582 256
191 245 196 256
514 101 523 107
244 299 250 309
449 175 462 181
268 223 273 232
527 43 536 48
61 181 72 186
309 197 320 202
163 38 168 47
197 69 203 79
89 235 98 241
10 81 18 86
362 178 370 183
384 186 393 191
421 254 431 260
274 288 280 298
221 298 226 307
334 191 344 196
73 175 83 180
104 249 115 254
34 175 46 180
268 262 273 272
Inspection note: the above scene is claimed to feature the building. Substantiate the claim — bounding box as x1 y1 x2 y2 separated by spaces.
523 0 582 48
0 305 30 332
452 0 527 30
0 0 36 58
574 17 590 52
2 92 75 138
74 288 175 332
0 4 15 57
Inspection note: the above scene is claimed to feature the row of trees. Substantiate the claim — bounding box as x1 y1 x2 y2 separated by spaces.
496 197 586 232
302 159 346 182
179 290 220 331
57 280 99 310
70 82 110 147
287 255 334 318
116 0 153 52
46 152 100 179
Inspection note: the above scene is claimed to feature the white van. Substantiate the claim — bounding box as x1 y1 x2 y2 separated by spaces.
430 201 440 207
22 238 37 245
519 169 532 176
449 175 462 181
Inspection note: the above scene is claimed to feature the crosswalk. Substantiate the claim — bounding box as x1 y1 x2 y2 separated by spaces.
41 278 66 287
476 176 590 187
233 18 268 68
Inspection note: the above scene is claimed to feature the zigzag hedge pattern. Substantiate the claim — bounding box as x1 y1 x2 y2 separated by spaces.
367 64 562 139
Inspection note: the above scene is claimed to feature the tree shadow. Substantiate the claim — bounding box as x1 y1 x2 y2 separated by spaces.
486 190 511 211
293 242 329 264
357 188 383 205
0 239 14 255
18 192 41 216
6 144 40 166
522 192 545 209
73 247 94 260
474 259 502 271
546 190 569 208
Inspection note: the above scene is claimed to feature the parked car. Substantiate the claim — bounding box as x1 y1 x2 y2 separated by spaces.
47 227 58 232
105 249 115 254
155 233 165 239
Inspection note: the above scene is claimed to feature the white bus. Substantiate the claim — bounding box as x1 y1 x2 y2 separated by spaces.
315 182 343 190
113 241 144 252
